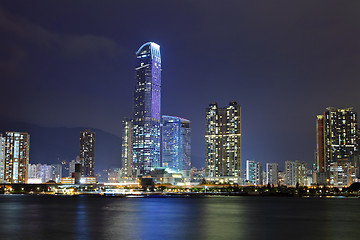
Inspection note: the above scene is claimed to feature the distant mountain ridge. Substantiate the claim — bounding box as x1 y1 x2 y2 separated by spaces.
0 120 122 173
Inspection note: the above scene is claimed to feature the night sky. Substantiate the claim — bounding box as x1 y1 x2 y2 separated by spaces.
1 1 360 172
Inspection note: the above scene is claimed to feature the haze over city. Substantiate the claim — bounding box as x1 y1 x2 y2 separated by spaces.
1 1 360 172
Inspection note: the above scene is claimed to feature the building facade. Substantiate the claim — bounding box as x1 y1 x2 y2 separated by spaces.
266 163 278 186
205 102 241 178
132 42 161 176
285 161 297 186
0 135 5 183
79 129 96 177
121 118 133 178
4 132 30 183
255 162 263 185
316 107 358 186
285 160 308 186
246 160 256 184
161 115 191 173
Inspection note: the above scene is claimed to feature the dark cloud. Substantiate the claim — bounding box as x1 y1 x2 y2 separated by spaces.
0 7 122 57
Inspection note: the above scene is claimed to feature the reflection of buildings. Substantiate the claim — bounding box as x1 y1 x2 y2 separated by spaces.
315 107 359 186
205 101 241 183
162 116 191 173
132 42 162 176
4 132 30 183
79 129 96 177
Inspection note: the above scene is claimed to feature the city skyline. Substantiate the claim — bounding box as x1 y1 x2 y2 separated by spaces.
1 1 360 171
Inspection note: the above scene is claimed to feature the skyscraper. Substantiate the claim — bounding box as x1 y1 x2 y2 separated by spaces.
161 116 191 172
79 129 96 177
121 118 133 178
246 160 256 184
4 132 30 183
205 101 241 178
316 107 358 185
132 42 161 176
0 135 5 183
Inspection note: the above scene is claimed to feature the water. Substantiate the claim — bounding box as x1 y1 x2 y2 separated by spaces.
0 195 360 240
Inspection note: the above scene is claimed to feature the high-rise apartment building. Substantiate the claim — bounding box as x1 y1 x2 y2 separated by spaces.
132 42 161 176
50 164 62 183
162 116 191 172
316 115 325 172
68 157 80 177
316 107 358 186
79 129 96 177
246 160 256 184
285 161 296 186
0 135 5 183
121 118 133 178
255 162 263 185
316 107 358 172
205 101 241 178
4 132 30 183
266 163 278 185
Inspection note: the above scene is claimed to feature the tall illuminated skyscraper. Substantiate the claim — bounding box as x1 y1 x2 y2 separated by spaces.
162 116 191 172
205 101 241 178
132 42 161 176
4 132 30 183
316 107 358 172
79 129 95 177
121 118 133 178
0 135 6 183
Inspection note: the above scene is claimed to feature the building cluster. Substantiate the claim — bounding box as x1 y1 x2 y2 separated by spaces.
0 132 30 184
315 107 360 187
241 107 360 188
120 42 192 185
0 129 96 184
244 160 309 187
2 43 360 189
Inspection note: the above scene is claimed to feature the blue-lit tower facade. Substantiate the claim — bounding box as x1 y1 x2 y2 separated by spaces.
132 42 161 176
162 116 191 172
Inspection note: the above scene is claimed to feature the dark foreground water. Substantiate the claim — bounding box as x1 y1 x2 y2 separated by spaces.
0 195 360 240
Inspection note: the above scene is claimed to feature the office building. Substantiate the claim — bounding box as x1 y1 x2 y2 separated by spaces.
205 101 241 179
4 132 30 183
162 115 191 173
266 163 278 185
132 42 161 176
79 129 96 177
246 160 256 184
121 118 133 178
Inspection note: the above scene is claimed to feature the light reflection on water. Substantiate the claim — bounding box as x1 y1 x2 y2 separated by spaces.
0 195 360 240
